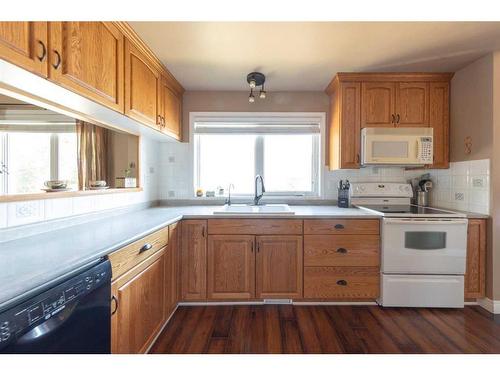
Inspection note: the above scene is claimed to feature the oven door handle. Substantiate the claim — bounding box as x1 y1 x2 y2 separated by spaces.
383 219 468 225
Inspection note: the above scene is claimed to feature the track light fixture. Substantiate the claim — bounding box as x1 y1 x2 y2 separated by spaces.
247 72 266 103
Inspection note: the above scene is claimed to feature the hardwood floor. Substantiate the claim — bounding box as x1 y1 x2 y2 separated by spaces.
150 305 500 354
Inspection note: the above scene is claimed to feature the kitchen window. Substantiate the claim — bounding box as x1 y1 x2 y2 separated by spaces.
193 113 324 197
0 129 78 195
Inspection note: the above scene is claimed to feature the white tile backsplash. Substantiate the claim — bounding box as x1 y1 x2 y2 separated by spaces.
7 200 45 226
44 198 74 220
428 159 490 215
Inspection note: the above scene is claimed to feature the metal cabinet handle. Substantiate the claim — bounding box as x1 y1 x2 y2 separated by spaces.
37 40 47 62
391 114 395 124
251 241 254 252
157 115 162 125
202 227 205 237
336 247 348 254
139 243 153 253
334 224 344 230
52 50 61 69
257 242 260 252
336 280 348 286
396 114 400 124
356 153 360 164
111 295 119 315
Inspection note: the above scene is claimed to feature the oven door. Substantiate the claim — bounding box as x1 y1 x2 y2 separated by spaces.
381 218 468 274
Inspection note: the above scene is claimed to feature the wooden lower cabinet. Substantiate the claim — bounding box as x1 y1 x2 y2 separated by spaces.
304 235 380 267
181 220 207 300
164 222 180 319
256 235 303 299
207 235 255 300
111 249 165 354
465 219 487 298
304 266 379 299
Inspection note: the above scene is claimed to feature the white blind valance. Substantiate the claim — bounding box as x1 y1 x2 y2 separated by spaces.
193 114 323 135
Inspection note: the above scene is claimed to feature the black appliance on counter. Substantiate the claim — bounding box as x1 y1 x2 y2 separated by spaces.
337 180 350 208
0 258 111 354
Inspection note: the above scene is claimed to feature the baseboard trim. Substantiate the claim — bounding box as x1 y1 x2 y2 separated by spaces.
179 301 265 306
478 298 500 314
178 301 378 306
293 301 378 306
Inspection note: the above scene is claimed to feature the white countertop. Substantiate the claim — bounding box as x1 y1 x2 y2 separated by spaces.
0 204 378 311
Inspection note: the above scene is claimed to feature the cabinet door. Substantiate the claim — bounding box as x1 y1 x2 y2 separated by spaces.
207 235 255 300
164 222 180 318
48 22 124 112
181 220 207 300
395 82 429 127
256 235 303 299
340 82 361 168
429 82 450 168
111 251 165 354
465 219 486 299
163 81 182 139
0 22 48 77
361 82 396 127
124 39 161 129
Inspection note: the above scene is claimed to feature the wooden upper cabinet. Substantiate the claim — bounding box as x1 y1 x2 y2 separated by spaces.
256 235 303 299
181 220 207 300
48 22 124 112
361 82 396 127
124 39 161 129
395 82 429 127
326 73 452 170
430 82 450 168
0 22 48 77
327 80 361 169
207 235 255 300
465 219 486 299
158 76 182 139
111 250 165 354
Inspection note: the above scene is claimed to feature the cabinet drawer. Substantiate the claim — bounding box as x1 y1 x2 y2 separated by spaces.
304 266 379 299
109 226 169 280
304 235 379 267
208 219 303 235
304 219 379 235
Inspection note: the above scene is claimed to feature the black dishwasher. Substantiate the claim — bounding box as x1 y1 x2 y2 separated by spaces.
0 258 111 354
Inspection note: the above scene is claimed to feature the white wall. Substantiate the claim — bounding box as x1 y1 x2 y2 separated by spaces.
0 137 160 229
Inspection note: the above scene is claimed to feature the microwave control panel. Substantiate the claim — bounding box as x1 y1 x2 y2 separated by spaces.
418 137 433 163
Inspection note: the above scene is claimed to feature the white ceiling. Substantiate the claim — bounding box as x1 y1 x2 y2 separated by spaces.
130 22 500 91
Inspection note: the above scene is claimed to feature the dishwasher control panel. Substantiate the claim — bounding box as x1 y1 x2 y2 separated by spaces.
0 259 110 351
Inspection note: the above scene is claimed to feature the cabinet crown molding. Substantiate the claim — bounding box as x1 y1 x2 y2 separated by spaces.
325 72 454 94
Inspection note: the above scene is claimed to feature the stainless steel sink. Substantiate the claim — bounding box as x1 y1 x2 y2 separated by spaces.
213 204 295 215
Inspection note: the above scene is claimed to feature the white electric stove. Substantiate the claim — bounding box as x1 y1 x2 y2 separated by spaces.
349 182 468 308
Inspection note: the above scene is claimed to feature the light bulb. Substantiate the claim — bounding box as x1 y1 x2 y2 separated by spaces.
259 90 266 99
249 93 255 103
249 79 256 89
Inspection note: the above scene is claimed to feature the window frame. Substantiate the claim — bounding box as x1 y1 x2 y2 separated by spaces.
191 112 326 199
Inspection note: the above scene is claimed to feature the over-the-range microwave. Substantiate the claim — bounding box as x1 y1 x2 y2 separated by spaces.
361 127 433 166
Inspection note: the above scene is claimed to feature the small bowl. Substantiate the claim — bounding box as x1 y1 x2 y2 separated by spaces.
44 180 67 189
89 180 107 187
